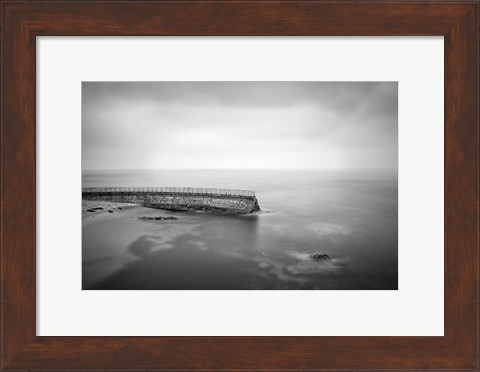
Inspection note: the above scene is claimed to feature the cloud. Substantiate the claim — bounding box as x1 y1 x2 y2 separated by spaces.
82 82 398 170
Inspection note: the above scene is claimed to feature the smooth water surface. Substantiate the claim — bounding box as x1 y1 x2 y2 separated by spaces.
82 169 397 290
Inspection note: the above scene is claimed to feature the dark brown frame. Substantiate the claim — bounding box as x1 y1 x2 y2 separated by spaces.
1 1 478 370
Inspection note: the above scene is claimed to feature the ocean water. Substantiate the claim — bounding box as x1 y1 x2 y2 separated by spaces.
82 169 398 290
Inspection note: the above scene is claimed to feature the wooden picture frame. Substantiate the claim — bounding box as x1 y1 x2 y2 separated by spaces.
1 1 478 370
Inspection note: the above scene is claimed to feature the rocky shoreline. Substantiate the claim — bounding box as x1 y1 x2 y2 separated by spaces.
82 200 137 216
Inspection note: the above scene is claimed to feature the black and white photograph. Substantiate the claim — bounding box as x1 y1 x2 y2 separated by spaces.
82 81 398 290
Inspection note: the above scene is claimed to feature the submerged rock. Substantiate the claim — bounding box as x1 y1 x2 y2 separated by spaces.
309 253 331 260
285 256 346 276
108 210 114 213
138 216 178 221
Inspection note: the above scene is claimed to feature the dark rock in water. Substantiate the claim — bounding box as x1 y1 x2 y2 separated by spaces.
86 209 96 212
108 210 114 213
309 253 331 260
139 216 178 221
94 207 103 210
118 207 123 210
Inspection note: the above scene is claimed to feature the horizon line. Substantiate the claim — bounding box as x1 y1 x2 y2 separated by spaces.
82 167 398 172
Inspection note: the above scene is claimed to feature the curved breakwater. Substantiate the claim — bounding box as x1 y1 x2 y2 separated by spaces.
82 187 260 214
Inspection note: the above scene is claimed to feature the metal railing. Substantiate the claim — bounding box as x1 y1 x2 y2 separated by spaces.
82 186 255 197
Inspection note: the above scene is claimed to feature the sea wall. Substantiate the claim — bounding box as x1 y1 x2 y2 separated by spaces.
82 190 260 214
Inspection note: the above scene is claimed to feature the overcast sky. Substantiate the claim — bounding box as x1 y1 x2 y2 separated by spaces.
82 82 397 170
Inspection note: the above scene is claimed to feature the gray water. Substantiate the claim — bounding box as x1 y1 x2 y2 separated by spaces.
82 169 397 290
